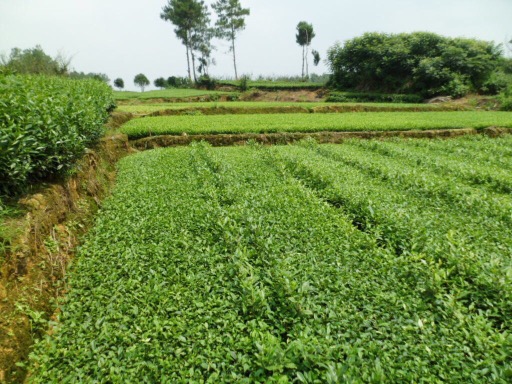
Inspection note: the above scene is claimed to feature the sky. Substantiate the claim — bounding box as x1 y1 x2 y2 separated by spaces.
1 0 511 90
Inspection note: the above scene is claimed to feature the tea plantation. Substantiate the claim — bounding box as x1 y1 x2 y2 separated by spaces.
29 137 512 383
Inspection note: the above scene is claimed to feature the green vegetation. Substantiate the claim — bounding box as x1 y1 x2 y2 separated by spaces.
116 101 465 115
120 111 512 138
160 0 212 82
296 21 316 79
218 79 324 90
0 75 114 195
326 92 423 104
134 73 150 92
114 88 230 100
114 78 125 90
0 45 69 76
327 32 504 97
212 0 250 80
30 138 512 382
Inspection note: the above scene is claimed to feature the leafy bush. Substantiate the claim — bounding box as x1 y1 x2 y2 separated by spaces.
480 71 512 95
238 75 250 92
499 85 512 111
327 32 502 97
29 140 512 382
0 75 114 195
196 75 217 90
326 92 423 103
166 76 192 88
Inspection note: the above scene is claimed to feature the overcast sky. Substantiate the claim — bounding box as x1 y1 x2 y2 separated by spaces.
1 0 511 90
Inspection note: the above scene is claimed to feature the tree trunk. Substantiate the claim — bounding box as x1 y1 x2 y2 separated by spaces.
301 45 305 80
231 27 238 80
185 43 192 83
191 51 197 83
305 44 309 80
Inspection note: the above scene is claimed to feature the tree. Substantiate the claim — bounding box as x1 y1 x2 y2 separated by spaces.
327 32 502 97
312 50 321 67
1 45 69 75
134 73 150 92
296 21 315 80
190 21 215 77
154 77 167 89
69 71 110 83
161 0 210 83
114 78 125 90
212 0 250 80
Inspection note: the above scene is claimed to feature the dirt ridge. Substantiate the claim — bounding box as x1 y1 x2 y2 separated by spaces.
131 127 512 150
0 134 130 383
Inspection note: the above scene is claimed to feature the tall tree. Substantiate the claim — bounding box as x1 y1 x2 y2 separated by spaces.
296 21 315 80
212 0 250 80
161 0 210 83
190 21 215 78
134 73 150 92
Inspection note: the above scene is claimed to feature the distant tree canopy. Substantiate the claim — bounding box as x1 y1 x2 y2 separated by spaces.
160 0 211 83
154 77 167 88
212 0 250 80
134 73 150 92
114 78 125 90
296 21 315 80
69 71 110 83
1 45 69 75
327 32 503 97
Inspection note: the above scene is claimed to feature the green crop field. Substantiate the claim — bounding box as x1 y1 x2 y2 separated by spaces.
218 80 325 90
116 101 461 115
30 137 512 382
114 88 231 100
120 111 512 138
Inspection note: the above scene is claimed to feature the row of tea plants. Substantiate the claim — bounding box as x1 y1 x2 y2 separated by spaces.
29 139 511 382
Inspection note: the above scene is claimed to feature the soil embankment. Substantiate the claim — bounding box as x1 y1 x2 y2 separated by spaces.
0 134 131 383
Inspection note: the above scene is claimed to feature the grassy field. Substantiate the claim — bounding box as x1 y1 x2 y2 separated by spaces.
119 111 512 138
116 101 463 115
30 137 512 382
218 80 325 90
114 88 231 100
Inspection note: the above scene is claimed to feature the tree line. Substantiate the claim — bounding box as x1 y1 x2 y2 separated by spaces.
160 0 320 83
0 45 110 82
160 0 250 82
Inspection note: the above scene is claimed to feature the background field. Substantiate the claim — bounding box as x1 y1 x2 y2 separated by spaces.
119 111 512 138
116 101 465 115
114 88 232 100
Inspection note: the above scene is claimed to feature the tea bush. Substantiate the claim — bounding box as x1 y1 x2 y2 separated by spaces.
29 140 512 382
0 75 114 195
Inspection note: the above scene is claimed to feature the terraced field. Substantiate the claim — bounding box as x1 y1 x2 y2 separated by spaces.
120 111 512 138
114 88 231 101
116 101 464 115
30 136 512 383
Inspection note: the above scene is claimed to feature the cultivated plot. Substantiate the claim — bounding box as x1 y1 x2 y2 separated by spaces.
30 137 512 383
120 111 512 138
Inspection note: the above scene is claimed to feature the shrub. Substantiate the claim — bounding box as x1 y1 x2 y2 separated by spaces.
499 85 512 111
239 75 250 92
196 75 217 90
0 75 114 195
327 32 502 97
166 76 191 88
480 71 511 95
326 92 423 103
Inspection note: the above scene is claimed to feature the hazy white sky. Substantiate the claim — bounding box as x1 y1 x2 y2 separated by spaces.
1 0 511 90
